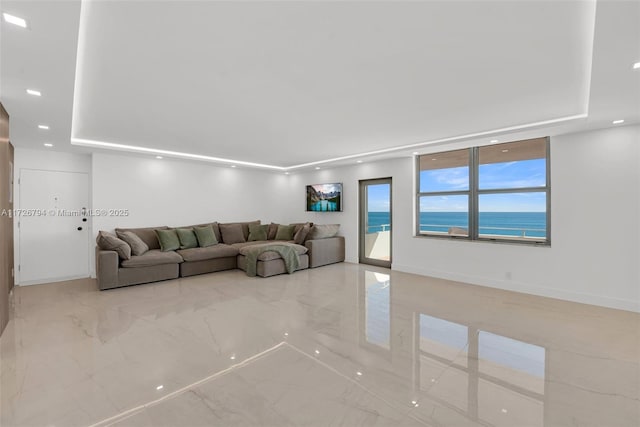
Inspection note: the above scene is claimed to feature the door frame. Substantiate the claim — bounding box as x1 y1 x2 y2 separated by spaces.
358 177 392 268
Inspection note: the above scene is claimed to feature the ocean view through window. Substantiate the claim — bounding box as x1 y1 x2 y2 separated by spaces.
416 138 550 244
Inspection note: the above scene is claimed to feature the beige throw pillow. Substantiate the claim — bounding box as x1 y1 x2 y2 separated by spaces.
96 231 131 260
219 223 246 244
293 223 312 244
116 231 150 256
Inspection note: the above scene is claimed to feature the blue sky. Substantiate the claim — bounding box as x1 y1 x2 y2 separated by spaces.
366 159 547 213
367 184 391 212
419 159 547 212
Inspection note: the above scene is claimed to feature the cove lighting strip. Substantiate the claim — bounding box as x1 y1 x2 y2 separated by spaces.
70 138 286 170
285 113 588 169
71 112 587 171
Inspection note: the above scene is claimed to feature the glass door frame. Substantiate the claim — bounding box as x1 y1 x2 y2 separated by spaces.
359 177 392 268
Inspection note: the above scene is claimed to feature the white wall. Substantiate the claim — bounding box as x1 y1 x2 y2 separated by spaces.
282 125 640 312
91 152 295 235
12 148 93 284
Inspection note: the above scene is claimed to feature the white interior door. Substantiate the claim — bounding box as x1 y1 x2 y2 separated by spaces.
19 169 90 285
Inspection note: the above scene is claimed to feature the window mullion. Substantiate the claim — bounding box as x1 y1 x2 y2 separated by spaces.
477 187 547 195
417 190 471 197
470 147 479 240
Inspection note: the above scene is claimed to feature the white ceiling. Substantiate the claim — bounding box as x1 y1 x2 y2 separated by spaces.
1 1 639 171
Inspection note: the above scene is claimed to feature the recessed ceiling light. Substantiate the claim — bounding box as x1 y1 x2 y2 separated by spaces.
3 12 27 28
501 409 508 414
490 139 499 143
315 167 321 170
231 165 237 168
230 355 236 360
356 160 363 163
612 119 624 124
284 332 289 336
284 172 290 175
156 385 164 391
431 158 437 161
633 62 640 69
26 89 41 96
356 371 363 376
155 155 163 159
501 149 509 153
314 349 320 354
43 143 53 147
38 124 49 130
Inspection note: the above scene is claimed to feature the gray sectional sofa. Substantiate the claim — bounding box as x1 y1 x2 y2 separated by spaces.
96 221 345 290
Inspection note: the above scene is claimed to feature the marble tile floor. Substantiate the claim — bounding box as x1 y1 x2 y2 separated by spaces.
0 263 638 426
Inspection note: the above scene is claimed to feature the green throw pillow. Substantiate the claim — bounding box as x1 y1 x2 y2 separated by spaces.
274 224 295 241
248 224 268 241
156 229 180 252
176 228 198 249
194 225 218 247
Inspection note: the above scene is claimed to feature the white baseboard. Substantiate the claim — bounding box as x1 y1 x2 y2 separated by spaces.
392 263 640 313
18 275 91 286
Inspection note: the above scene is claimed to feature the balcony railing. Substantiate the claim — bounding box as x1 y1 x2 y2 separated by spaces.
366 224 391 233
419 224 546 239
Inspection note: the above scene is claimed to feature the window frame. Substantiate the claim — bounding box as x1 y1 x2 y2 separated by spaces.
415 137 551 246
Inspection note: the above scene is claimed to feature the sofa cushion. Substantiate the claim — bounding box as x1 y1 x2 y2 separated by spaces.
96 231 131 260
120 249 183 268
194 225 218 247
156 229 181 252
275 224 295 241
248 224 268 241
220 220 260 241
176 228 198 249
117 230 150 256
219 223 245 244
179 222 221 243
308 224 340 239
115 226 168 250
211 222 222 243
267 223 279 240
294 222 312 244
230 241 269 250
237 242 308 261
290 223 305 235
177 244 239 262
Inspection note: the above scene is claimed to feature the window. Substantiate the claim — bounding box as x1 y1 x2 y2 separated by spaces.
418 149 470 237
417 138 550 245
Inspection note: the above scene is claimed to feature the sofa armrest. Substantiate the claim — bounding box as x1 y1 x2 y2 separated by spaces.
96 248 119 290
305 236 345 268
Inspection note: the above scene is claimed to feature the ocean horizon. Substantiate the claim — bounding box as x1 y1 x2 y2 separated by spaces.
367 211 546 238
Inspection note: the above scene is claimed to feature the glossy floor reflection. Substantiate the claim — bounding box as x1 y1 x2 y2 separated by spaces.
1 263 638 426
